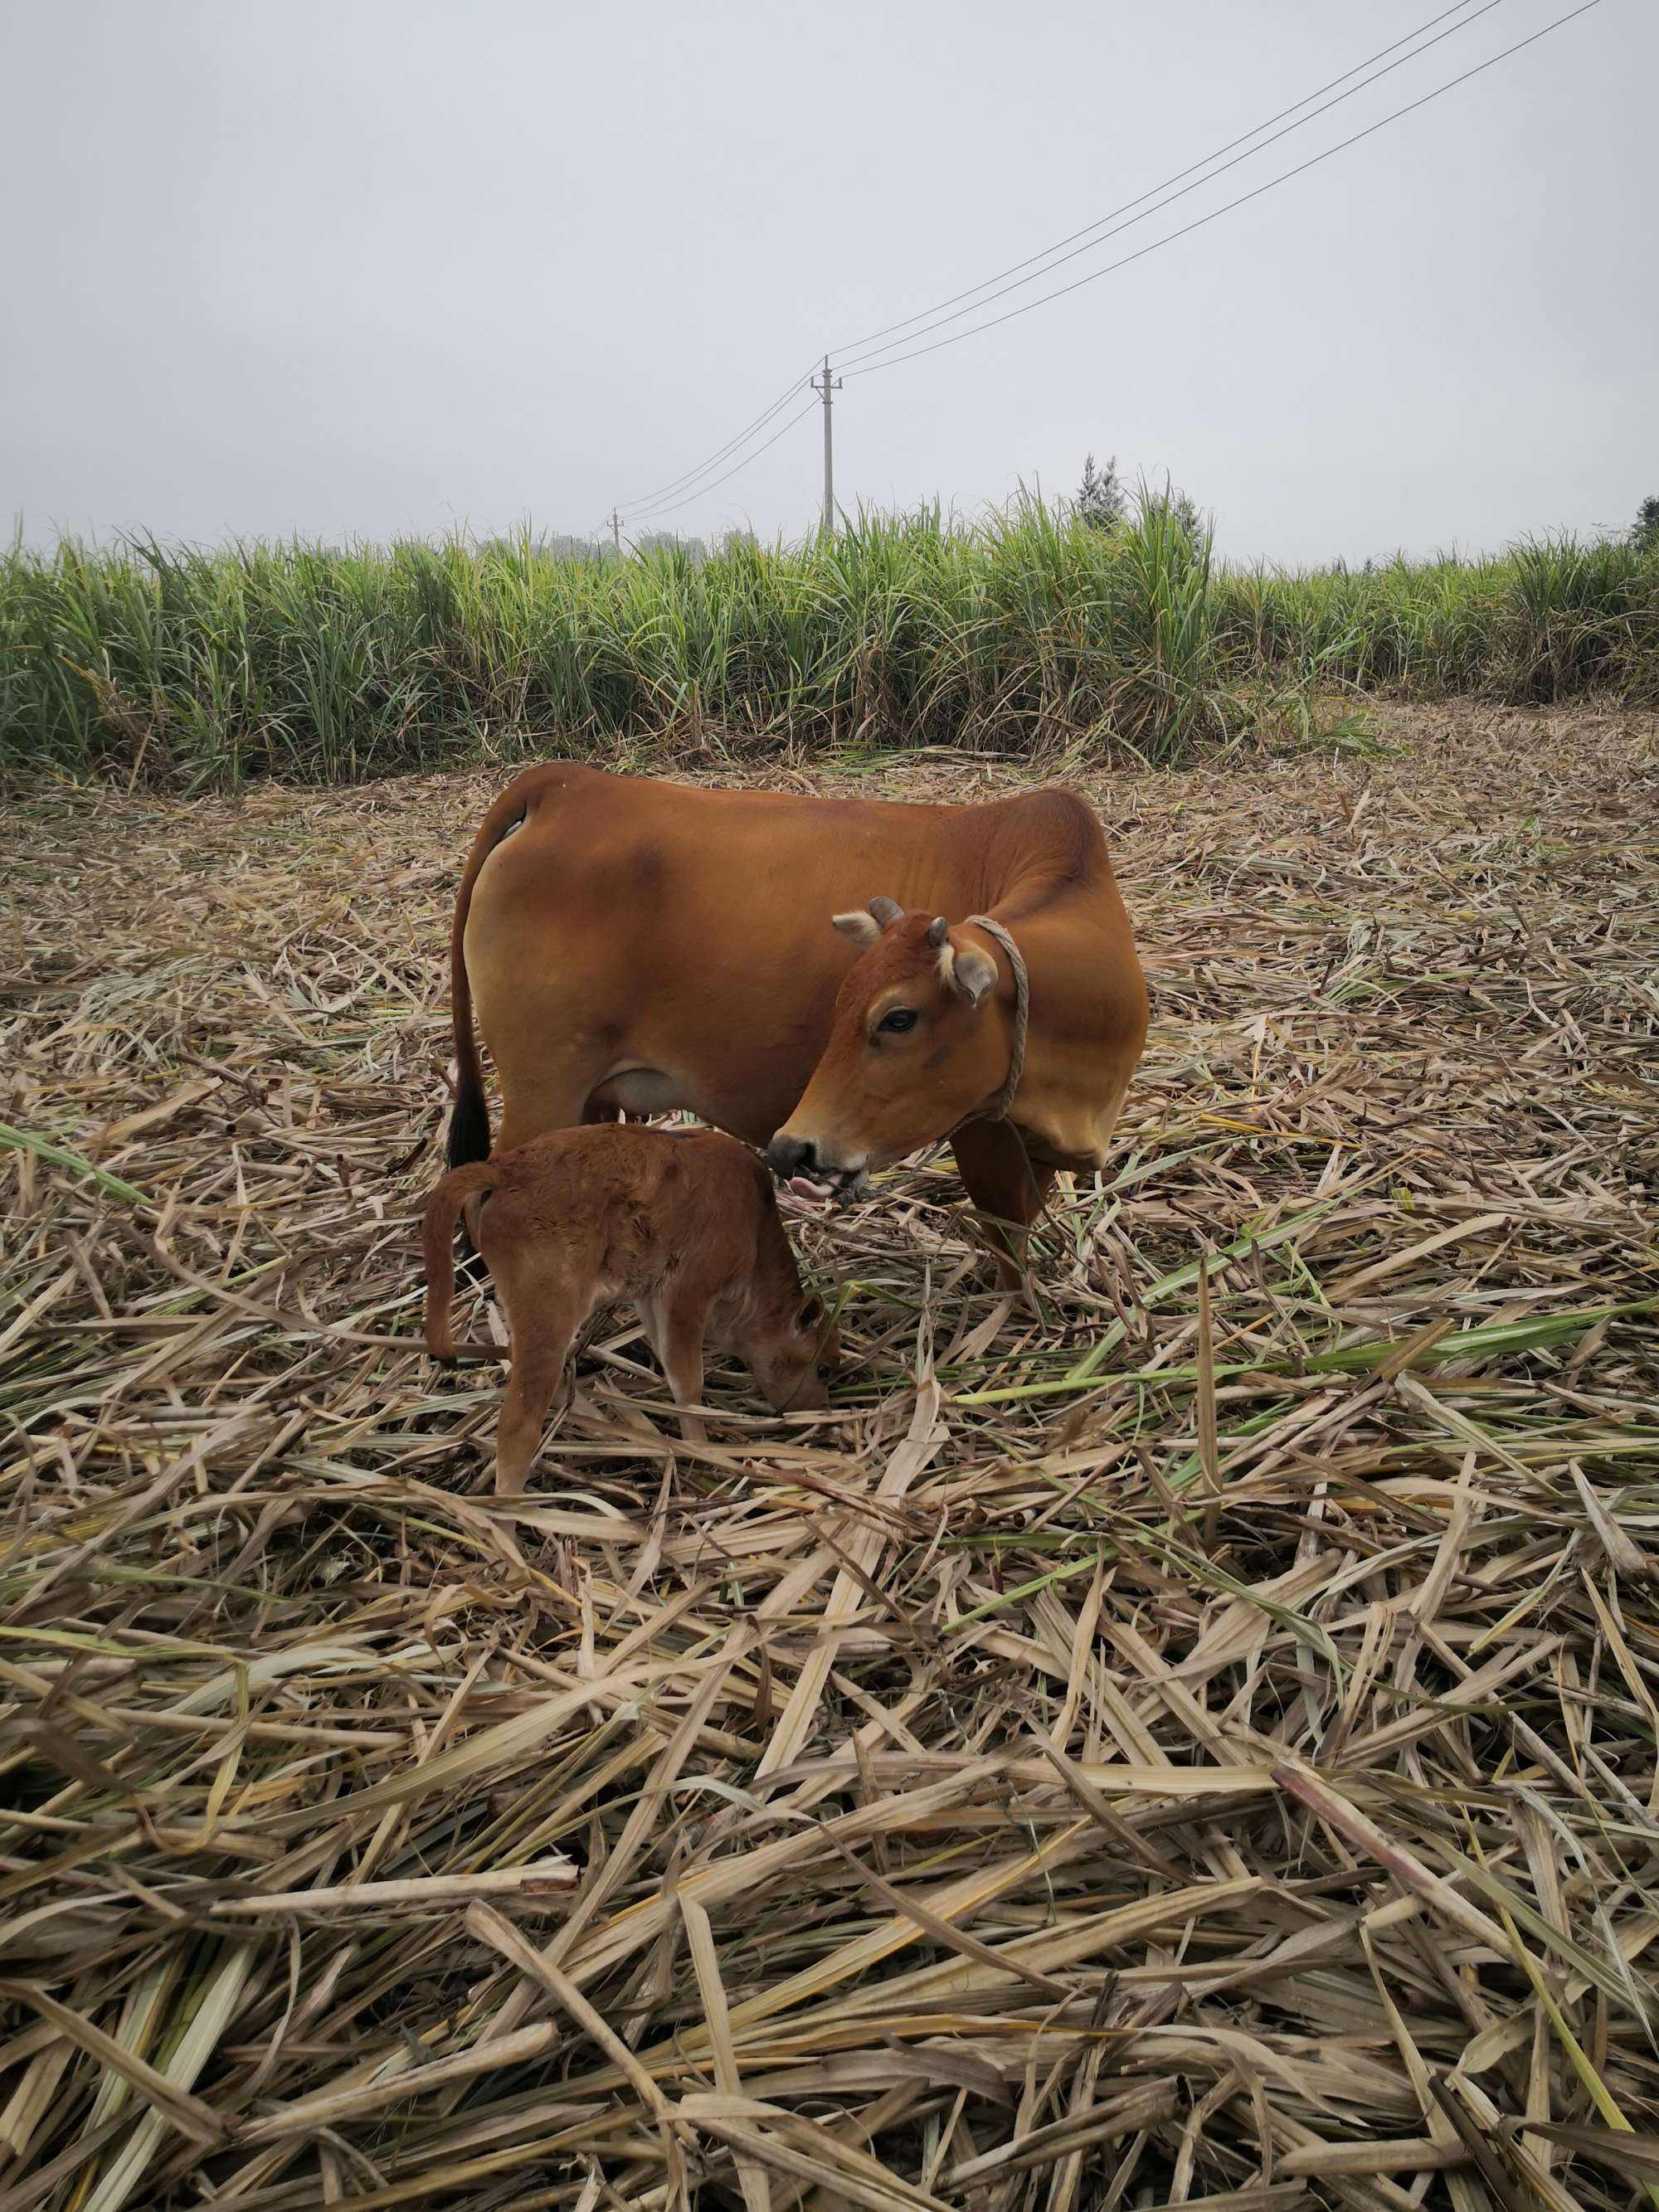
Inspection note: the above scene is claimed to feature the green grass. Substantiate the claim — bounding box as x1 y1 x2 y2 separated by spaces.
3 502 1655 786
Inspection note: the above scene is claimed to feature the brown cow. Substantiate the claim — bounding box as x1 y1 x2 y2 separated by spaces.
449 766 1147 1266
423 1124 839 1493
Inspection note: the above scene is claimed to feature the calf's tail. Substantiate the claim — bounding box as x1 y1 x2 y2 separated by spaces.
422 1163 498 1361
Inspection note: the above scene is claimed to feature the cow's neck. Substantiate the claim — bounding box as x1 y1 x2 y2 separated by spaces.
979 893 1146 1171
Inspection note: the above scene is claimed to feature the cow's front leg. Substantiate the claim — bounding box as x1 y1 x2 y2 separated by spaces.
949 1121 1054 1295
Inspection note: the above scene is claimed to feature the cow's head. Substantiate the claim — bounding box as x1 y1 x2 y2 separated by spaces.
766 897 1007 1203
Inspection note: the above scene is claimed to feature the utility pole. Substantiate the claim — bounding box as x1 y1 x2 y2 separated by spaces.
810 357 841 537
609 509 623 556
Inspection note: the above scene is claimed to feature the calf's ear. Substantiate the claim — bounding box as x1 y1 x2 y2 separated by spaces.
797 1292 825 1330
832 911 883 947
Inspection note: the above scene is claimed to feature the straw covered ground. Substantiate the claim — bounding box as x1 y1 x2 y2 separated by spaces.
3 702 1657 2212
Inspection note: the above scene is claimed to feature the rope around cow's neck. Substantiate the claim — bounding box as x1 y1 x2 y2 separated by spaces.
947 914 1028 1135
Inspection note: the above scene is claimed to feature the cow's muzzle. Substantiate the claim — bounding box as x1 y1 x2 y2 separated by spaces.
765 1135 868 1207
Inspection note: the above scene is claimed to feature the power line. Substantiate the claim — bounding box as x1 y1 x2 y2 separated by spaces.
601 3 1487 528
605 0 1599 530
611 373 813 514
835 0 1506 376
846 0 1603 382
827 0 1485 366
625 402 820 526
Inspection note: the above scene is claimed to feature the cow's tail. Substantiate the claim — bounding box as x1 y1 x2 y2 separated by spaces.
422 1162 499 1361
448 768 552 1169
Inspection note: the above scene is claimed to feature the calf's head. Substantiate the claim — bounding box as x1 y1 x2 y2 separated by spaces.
746 1291 841 1413
766 897 1005 1203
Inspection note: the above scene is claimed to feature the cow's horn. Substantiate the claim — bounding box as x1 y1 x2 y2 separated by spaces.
867 896 902 928
926 916 950 947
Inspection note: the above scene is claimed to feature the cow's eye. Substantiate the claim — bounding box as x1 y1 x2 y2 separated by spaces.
877 1008 917 1035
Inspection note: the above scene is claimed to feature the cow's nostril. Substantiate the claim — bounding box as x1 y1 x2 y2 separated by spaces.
765 1135 815 1181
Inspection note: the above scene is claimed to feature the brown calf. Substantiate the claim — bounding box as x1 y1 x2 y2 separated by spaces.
422 1124 839 1494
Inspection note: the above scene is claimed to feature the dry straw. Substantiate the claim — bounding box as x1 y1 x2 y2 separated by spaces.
2 700 1657 2210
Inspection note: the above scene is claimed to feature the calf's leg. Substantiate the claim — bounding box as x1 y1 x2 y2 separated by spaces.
492 1280 585 1495
640 1290 713 1443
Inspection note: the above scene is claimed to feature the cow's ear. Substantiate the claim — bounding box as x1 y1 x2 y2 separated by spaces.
931 916 995 1004
950 946 997 1006
797 1292 825 1330
867 896 903 928
832 911 883 947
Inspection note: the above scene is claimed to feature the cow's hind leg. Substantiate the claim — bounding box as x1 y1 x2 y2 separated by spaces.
950 1121 1055 1296
450 1063 600 1291
494 1063 607 1159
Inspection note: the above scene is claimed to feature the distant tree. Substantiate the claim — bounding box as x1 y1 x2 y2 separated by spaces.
1076 453 1126 531
1632 495 1659 553
1141 480 1206 546
636 530 708 564
1170 490 1204 542
478 532 605 562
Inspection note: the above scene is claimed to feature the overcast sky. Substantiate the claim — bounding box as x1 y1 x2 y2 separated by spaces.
3 0 1653 565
